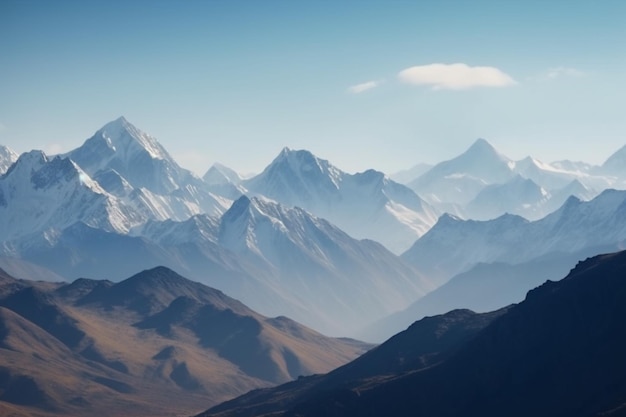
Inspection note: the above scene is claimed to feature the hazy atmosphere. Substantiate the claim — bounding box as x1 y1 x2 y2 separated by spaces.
2 2 626 417
2 0 625 175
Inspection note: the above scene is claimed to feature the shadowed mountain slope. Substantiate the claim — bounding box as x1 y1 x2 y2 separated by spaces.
198 250 626 417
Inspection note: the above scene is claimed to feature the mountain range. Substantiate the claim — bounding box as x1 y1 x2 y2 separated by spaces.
3 117 626 340
3 117 626 416
0 118 436 337
244 147 439 253
197 250 626 417
403 137 625 220
403 189 626 281
0 266 370 417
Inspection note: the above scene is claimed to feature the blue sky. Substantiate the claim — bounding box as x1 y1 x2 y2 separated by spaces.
1 0 625 175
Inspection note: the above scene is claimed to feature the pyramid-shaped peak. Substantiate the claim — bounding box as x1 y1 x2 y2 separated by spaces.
98 116 134 134
105 115 129 126
451 137 511 167
127 266 188 285
465 138 499 154
203 162 242 185
94 117 169 161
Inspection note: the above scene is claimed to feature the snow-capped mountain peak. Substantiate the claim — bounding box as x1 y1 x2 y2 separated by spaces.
408 138 514 206
97 116 170 161
0 145 19 175
67 117 196 194
244 148 439 253
219 195 295 257
4 150 48 179
244 148 345 207
0 151 143 243
271 147 344 188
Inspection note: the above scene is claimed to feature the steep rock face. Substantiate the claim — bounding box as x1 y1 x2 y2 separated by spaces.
66 117 193 194
66 117 232 220
0 151 143 244
244 148 438 253
198 250 626 417
216 196 433 337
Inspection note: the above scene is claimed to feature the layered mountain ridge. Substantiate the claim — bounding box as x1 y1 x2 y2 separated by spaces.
403 137 623 220
2 117 626 340
197 250 626 417
244 147 439 253
0 266 370 417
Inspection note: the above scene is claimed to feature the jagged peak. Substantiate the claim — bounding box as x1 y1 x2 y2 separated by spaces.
4 149 48 177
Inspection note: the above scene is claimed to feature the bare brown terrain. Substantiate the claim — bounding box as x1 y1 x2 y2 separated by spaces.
0 267 370 417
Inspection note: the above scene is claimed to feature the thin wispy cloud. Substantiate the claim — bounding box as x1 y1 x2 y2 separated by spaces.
398 63 516 90
347 80 383 94
545 67 584 79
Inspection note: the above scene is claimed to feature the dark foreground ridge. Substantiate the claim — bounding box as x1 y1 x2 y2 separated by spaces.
197 250 626 417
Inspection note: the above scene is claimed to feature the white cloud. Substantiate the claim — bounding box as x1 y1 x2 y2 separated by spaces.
398 63 516 90
545 67 584 79
347 80 383 94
